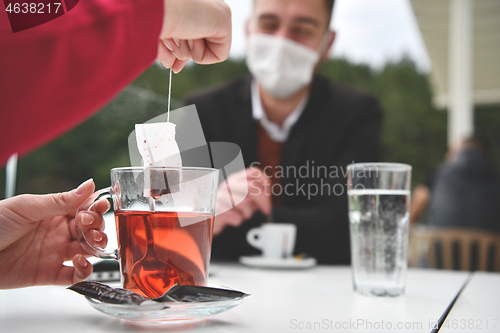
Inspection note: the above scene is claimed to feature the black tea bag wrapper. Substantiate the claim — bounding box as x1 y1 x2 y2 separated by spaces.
68 282 147 305
68 282 249 305
155 285 250 303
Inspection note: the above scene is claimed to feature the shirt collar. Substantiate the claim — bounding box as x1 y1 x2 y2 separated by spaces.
251 80 308 143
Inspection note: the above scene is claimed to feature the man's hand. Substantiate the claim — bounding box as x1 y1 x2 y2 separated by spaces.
0 179 108 289
157 0 232 73
214 167 272 236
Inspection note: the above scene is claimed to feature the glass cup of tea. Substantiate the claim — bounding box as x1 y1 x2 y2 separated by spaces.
77 167 219 298
347 163 412 297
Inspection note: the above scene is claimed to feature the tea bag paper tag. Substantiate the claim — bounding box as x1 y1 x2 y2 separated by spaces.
136 122 181 168
135 122 182 198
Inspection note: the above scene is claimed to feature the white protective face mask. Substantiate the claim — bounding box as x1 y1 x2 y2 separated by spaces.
246 33 326 99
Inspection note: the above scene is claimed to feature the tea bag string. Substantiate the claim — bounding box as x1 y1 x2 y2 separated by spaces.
144 125 156 212
149 69 173 212
167 68 172 123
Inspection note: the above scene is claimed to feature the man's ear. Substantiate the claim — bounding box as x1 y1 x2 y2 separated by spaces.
245 18 251 35
245 18 251 50
321 30 336 61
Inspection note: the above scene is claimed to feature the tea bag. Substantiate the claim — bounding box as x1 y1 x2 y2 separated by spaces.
135 122 182 200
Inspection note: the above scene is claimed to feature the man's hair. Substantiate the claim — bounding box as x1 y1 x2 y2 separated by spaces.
325 1 335 14
253 0 336 25
325 0 335 24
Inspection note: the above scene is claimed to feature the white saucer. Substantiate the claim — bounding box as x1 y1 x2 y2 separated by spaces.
239 255 317 269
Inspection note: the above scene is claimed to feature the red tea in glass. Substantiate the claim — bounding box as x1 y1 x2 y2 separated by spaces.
115 211 214 298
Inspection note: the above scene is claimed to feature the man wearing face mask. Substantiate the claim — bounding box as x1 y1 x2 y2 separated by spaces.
185 0 382 264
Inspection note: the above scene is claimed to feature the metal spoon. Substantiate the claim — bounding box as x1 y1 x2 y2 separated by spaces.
131 215 179 298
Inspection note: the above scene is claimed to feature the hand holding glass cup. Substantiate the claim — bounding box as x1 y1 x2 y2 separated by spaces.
347 163 412 297
77 167 218 299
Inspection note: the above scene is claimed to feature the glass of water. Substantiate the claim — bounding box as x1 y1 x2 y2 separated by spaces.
347 163 412 297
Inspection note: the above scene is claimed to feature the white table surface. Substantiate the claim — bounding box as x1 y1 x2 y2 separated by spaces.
0 264 489 333
439 272 500 333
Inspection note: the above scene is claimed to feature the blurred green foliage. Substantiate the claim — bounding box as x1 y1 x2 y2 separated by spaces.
1 58 499 197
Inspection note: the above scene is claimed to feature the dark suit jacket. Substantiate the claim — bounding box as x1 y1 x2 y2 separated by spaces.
185 74 383 264
427 148 500 233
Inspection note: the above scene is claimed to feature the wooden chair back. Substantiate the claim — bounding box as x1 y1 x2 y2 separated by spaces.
410 227 500 272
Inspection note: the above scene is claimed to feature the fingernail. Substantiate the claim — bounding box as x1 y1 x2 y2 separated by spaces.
188 39 193 50
78 255 88 268
173 38 180 47
162 39 173 51
81 212 93 226
93 230 103 242
75 178 93 195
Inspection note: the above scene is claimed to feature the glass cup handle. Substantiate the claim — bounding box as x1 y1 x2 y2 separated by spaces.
76 187 118 260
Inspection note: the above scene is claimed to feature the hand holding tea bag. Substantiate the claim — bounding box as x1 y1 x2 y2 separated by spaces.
157 0 232 73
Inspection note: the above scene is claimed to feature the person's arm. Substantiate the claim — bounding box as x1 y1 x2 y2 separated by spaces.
409 185 430 224
0 0 164 165
0 0 231 165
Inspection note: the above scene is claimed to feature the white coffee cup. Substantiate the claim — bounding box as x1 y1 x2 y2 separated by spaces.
246 223 297 259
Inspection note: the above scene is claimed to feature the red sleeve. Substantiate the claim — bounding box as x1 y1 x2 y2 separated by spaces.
0 0 163 165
